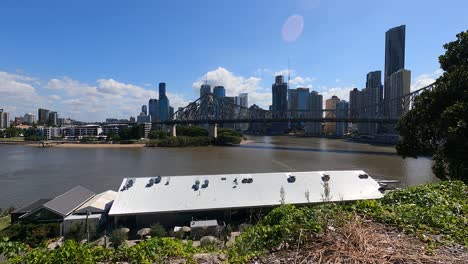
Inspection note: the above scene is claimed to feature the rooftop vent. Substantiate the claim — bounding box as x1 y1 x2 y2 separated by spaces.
241 178 253 184
358 173 369 179
287 175 296 183
155 176 162 184
192 180 200 191
201 180 209 189
120 178 135 191
145 178 154 188
321 174 330 182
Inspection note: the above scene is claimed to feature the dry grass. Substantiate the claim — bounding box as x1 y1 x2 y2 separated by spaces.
253 217 467 264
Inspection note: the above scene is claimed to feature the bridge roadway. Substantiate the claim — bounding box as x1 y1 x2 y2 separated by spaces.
152 117 400 125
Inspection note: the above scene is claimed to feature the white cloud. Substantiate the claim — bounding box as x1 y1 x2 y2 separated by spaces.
49 94 61 100
411 69 441 92
0 71 44 114
192 67 272 109
274 69 296 77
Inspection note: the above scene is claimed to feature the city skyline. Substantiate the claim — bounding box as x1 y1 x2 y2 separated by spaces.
1 1 466 121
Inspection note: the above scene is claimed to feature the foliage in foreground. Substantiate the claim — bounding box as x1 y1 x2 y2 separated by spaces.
396 30 468 183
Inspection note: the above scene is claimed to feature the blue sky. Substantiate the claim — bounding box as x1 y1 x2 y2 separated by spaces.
1 0 466 121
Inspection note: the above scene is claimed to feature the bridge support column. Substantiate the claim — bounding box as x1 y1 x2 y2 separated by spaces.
171 124 177 137
209 124 218 138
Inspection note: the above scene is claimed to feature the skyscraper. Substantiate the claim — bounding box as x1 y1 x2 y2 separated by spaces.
272 75 288 111
237 93 248 108
148 99 159 122
324 96 340 134
24 113 36 124
48 111 58 126
213 86 226 98
384 25 406 117
366 71 383 134
271 75 288 133
304 91 323 134
336 100 349 136
141 105 148 116
200 84 211 97
0 109 10 129
38 108 50 125
389 69 411 119
158 82 170 121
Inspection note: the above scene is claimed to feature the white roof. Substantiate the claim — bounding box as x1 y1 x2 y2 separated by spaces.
109 171 383 216
75 190 117 214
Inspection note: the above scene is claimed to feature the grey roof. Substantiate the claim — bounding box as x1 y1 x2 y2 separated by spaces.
12 198 52 214
43 186 95 217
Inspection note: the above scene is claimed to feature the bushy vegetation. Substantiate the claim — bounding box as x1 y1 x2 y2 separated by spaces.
109 229 128 249
150 222 167 238
0 223 59 247
176 126 209 137
352 181 467 246
146 127 243 147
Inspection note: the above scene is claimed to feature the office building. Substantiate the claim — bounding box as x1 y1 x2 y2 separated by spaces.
288 88 310 129
236 93 249 130
14 116 24 125
213 86 226 98
271 75 288 133
24 113 36 124
48 112 58 126
365 71 383 134
384 25 406 117
336 100 349 136
62 125 103 138
200 84 211 97
0 109 10 129
141 105 147 116
148 99 159 123
129 116 136 123
388 69 411 119
304 91 323 134
38 108 50 125
324 96 340 134
137 112 151 124
158 82 170 121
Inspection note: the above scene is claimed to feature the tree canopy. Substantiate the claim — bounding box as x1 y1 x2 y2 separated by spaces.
396 31 468 182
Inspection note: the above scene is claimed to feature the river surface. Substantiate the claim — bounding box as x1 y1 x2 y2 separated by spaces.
0 136 436 208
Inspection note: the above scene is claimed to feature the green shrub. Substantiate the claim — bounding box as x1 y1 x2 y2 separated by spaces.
110 229 128 249
148 130 169 140
214 134 242 145
150 222 167 238
176 126 209 137
154 136 212 147
218 128 243 137
1 223 59 247
353 181 468 246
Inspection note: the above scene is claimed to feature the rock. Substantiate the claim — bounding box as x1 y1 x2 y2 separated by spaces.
200 236 218 247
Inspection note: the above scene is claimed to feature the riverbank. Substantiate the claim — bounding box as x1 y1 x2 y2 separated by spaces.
54 143 146 148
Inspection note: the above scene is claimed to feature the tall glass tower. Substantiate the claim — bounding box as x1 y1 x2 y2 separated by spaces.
158 82 170 121
384 25 406 116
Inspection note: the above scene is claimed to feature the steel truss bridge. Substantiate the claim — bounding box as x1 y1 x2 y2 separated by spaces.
154 83 435 125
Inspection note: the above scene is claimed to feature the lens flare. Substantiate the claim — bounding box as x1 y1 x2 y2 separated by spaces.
281 15 304 43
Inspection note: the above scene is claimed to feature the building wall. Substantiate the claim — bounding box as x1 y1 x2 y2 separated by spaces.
324 96 340 134
0 110 10 128
200 84 211 97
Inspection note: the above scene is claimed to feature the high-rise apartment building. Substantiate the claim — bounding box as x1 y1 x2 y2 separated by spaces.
38 108 50 124
200 84 211 97
158 82 170 121
213 86 226 98
271 75 288 133
324 96 340 134
148 99 159 122
336 100 349 136
141 105 147 116
388 69 411 119
24 113 36 124
48 111 58 126
237 93 248 108
0 109 10 129
384 25 406 117
304 91 323 134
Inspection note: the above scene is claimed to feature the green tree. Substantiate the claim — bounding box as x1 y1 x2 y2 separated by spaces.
396 31 468 182
109 229 127 249
148 130 168 140
150 223 167 238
